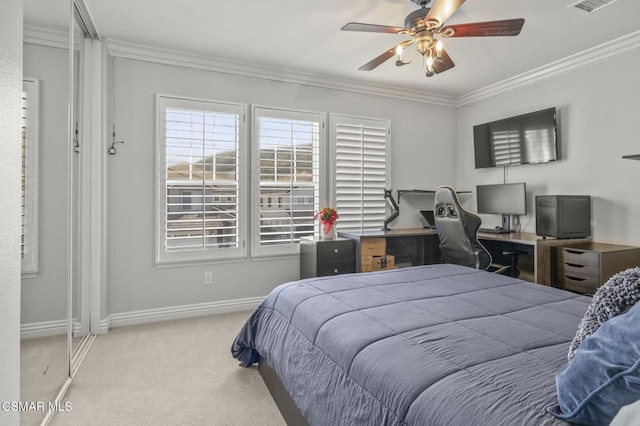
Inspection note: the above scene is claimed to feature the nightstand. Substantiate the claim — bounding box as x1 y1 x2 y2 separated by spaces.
300 237 355 279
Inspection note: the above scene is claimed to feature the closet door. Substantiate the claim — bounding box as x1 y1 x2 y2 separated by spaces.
21 1 100 424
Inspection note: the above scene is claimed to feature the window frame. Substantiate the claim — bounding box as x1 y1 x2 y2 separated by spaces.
251 106 327 258
329 113 391 233
155 94 248 265
22 78 40 276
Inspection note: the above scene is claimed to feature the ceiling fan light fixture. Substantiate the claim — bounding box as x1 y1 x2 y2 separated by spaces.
395 44 410 66
342 0 525 78
425 55 435 76
435 40 444 62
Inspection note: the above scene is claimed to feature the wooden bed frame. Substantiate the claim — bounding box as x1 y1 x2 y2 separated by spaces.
258 359 308 425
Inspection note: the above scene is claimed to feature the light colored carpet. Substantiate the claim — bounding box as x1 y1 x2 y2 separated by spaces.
48 311 285 426
21 334 68 426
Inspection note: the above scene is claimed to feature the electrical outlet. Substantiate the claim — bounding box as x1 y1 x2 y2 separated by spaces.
204 271 213 285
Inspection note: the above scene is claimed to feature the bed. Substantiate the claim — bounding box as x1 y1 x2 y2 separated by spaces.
232 264 593 425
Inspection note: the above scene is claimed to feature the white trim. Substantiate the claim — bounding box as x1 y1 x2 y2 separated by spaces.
23 25 69 50
457 29 640 106
251 106 327 257
155 94 248 264
26 24 640 108
20 319 68 339
103 296 264 331
21 295 263 338
106 37 457 107
77 37 106 336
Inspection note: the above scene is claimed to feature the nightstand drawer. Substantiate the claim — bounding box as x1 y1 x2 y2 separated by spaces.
317 260 356 277
317 240 354 261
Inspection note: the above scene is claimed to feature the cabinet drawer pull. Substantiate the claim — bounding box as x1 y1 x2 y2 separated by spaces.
565 262 585 268
334 249 339 253
565 249 585 255
334 269 339 274
565 275 585 282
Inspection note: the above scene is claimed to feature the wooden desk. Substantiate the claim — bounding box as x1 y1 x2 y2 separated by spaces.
477 232 590 285
340 228 591 286
339 228 440 272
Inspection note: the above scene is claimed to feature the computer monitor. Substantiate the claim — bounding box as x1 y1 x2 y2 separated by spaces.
476 182 527 232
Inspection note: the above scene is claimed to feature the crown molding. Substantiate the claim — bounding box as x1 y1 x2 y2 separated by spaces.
23 25 68 49
106 38 457 107
456 29 640 107
24 24 640 109
23 24 86 52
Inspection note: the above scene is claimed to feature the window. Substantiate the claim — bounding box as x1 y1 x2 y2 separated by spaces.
156 95 246 264
252 107 324 256
331 114 390 233
22 78 39 275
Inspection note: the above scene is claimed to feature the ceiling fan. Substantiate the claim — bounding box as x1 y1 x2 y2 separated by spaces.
341 0 525 77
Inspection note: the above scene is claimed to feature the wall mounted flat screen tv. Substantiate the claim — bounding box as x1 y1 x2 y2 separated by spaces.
473 107 558 169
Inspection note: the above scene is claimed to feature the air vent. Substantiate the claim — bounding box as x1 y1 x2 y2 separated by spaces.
568 0 618 13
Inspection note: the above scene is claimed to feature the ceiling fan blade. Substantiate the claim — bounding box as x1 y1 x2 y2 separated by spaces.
439 18 525 37
341 22 409 34
424 0 466 28
432 48 455 74
358 43 405 71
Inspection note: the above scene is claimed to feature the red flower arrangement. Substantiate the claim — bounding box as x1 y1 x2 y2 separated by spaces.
314 207 339 234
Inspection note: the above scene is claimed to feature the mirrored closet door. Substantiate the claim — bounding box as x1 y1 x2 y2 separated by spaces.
21 1 100 424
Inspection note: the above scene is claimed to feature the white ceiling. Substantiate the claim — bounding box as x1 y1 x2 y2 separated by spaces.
24 0 640 99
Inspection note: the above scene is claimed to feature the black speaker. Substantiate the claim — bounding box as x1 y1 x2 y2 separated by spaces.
535 195 591 238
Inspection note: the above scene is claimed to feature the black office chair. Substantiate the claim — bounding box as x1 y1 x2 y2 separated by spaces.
434 185 520 277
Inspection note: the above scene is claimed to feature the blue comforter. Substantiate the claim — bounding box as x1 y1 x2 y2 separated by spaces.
232 264 589 425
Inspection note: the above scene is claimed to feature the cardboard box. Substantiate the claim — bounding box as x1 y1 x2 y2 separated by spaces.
372 254 395 270
361 255 373 272
361 238 386 256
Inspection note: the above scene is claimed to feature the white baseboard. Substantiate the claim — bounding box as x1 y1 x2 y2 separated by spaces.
101 296 265 333
21 319 68 339
21 296 264 338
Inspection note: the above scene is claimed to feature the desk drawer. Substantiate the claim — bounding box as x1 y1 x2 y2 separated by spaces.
558 274 599 295
555 247 601 294
557 248 598 268
556 260 599 281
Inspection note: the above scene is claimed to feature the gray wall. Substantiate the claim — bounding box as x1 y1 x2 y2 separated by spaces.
31 33 640 325
107 57 457 316
0 0 23 423
456 49 640 245
21 43 71 325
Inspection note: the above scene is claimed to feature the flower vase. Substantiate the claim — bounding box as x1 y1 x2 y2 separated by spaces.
321 224 336 240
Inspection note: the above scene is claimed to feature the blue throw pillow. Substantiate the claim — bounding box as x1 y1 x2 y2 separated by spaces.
550 302 640 425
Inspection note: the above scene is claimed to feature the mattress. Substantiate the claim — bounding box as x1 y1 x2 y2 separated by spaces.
232 264 591 425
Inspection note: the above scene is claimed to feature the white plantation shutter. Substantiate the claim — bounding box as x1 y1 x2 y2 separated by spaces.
252 107 323 256
332 115 389 232
22 79 39 274
156 96 246 263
